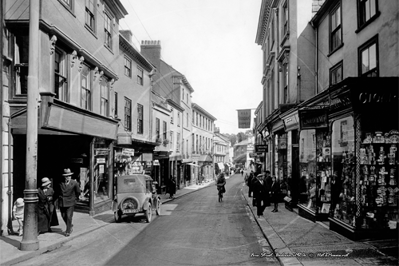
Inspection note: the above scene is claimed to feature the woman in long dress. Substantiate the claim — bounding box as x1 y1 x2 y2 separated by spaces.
38 177 59 234
216 173 226 202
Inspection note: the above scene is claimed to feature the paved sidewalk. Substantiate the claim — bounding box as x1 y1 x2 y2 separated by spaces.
241 185 398 266
0 179 215 266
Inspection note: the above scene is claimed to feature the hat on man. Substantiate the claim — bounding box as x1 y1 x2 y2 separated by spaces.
63 168 74 176
41 177 51 187
15 198 24 207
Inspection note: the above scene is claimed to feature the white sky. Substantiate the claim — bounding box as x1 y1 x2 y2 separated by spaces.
120 0 263 134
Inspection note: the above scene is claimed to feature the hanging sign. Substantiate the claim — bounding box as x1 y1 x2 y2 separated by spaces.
237 109 251 129
122 148 135 156
255 145 268 153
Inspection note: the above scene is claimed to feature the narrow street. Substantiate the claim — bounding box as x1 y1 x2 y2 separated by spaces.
13 174 279 266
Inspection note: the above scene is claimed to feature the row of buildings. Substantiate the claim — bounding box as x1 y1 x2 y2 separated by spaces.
254 0 398 240
0 0 232 235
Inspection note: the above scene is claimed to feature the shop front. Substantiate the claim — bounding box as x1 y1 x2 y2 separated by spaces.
298 77 398 240
11 95 119 216
297 108 332 221
281 110 300 207
198 154 213 182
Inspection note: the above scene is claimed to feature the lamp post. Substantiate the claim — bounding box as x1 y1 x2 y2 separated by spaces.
20 0 40 251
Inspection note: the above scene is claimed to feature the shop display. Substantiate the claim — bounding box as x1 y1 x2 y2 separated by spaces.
358 130 399 230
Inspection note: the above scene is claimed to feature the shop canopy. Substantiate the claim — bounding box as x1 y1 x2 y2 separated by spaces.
186 163 200 167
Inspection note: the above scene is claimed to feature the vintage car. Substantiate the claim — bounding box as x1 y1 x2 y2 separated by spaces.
112 174 161 223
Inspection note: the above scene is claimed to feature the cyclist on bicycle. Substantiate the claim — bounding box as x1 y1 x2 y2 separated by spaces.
216 173 226 202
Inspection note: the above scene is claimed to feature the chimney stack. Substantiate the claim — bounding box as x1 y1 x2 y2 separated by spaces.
120 30 133 43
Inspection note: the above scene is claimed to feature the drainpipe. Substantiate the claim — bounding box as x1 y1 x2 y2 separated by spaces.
0 0 3 236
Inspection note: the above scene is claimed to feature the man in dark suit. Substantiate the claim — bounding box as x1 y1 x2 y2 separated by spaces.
252 174 270 218
56 168 81 237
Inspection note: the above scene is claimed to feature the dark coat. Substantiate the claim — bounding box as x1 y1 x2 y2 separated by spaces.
270 180 281 203
169 179 176 195
38 187 59 233
252 178 269 201
57 179 81 208
216 176 226 193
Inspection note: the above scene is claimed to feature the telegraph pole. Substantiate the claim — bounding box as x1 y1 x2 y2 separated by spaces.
20 0 39 251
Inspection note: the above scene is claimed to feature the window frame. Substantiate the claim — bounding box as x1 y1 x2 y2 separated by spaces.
282 1 289 37
80 64 92 111
104 8 113 50
54 47 69 102
114 91 118 118
357 0 379 31
137 66 143 85
100 77 110 116
163 121 167 140
137 103 144 134
330 61 343 85
124 97 132 131
358 35 379 77
156 118 160 140
85 0 96 33
13 34 29 98
59 0 73 12
124 56 132 77
330 3 343 53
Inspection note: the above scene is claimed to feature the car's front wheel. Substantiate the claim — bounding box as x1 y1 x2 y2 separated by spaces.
155 198 161 215
145 204 152 223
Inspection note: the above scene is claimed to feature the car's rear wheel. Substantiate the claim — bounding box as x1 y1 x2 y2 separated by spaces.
145 204 152 223
114 210 122 223
155 198 161 215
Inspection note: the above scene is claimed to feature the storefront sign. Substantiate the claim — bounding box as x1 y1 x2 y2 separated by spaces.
117 134 132 145
299 109 328 130
237 109 251 129
255 145 268 153
122 148 135 156
71 158 83 164
95 148 109 156
97 158 106 164
283 113 299 131
249 152 257 158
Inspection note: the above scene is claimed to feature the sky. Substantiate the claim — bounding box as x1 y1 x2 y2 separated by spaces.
120 0 263 134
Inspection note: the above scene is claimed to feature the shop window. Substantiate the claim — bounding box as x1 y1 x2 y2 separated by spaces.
85 0 96 33
137 66 143 85
104 10 113 50
124 57 132 77
358 0 378 28
137 103 143 134
124 97 132 131
14 35 29 96
80 64 92 111
330 3 342 53
331 116 355 226
100 77 109 116
356 126 398 230
54 48 69 102
330 61 343 85
359 37 378 77
299 130 316 209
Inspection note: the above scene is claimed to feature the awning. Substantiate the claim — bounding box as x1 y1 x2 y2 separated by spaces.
199 154 213 162
187 163 200 167
217 163 225 171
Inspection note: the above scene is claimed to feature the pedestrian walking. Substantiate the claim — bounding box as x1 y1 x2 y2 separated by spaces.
270 176 280 212
216 173 226 202
253 174 270 218
12 198 24 236
56 168 80 237
247 171 255 198
169 176 176 199
38 177 59 234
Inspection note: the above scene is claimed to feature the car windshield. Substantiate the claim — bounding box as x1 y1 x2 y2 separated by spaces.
118 176 146 193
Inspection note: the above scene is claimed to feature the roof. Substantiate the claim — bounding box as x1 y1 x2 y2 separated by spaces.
192 103 217 121
119 34 154 72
